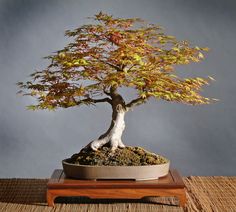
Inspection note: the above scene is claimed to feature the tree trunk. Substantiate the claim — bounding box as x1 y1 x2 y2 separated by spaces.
87 91 127 151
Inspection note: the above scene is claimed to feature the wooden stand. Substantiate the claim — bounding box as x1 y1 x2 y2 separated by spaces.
47 169 186 207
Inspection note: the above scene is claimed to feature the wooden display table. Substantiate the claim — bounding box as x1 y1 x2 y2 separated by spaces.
47 169 186 207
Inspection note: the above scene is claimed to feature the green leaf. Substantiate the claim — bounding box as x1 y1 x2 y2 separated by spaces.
133 54 141 61
26 105 37 110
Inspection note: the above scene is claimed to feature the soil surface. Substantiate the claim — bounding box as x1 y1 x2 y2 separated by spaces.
69 146 169 166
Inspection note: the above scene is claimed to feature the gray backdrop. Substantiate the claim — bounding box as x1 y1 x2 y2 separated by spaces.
0 0 235 177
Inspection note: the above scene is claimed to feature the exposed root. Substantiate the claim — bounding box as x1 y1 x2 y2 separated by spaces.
89 110 126 151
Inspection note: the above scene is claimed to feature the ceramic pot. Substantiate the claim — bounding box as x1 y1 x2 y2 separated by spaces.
62 159 170 180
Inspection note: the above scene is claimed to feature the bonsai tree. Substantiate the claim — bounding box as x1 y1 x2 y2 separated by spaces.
17 12 215 152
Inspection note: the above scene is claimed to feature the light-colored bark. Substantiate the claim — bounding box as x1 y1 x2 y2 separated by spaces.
85 86 135 151
89 108 126 151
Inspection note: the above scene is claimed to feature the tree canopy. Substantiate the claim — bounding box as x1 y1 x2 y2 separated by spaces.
17 12 216 110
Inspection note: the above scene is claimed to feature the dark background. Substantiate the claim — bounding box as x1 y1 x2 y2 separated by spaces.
0 0 235 177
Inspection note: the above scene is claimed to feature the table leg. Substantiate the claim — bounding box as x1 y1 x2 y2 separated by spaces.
47 190 56 207
178 190 187 207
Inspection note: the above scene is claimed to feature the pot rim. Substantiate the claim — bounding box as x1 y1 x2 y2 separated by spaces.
62 158 170 168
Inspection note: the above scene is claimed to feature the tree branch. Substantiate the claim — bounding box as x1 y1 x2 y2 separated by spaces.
103 87 112 96
91 54 123 72
102 60 123 72
77 97 112 105
92 97 112 104
94 57 123 72
125 64 136 73
126 97 146 109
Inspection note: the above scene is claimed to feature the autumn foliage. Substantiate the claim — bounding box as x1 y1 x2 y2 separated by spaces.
17 12 215 111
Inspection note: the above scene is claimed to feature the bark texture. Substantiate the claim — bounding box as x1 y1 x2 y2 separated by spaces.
88 88 127 151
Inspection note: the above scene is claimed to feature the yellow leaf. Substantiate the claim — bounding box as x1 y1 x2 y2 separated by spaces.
208 76 216 81
172 47 180 52
202 47 210 51
140 93 146 98
58 52 66 58
198 52 204 59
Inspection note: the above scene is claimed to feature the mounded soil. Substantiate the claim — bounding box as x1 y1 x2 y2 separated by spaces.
69 146 169 166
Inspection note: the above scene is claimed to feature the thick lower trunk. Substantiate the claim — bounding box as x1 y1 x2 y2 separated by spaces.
88 105 126 151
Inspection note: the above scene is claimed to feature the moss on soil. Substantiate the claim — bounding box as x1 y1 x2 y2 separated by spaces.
69 146 169 166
